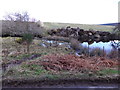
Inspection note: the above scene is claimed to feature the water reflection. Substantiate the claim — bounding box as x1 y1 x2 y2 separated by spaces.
40 40 119 53
82 40 120 53
82 41 112 52
111 41 120 49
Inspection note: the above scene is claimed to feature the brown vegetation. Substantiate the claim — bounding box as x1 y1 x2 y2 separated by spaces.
23 54 118 73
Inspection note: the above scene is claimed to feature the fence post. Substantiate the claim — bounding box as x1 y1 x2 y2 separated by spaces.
103 46 105 57
88 44 89 57
118 48 120 59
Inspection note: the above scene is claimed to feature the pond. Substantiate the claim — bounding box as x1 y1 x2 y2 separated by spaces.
40 40 120 53
81 41 119 53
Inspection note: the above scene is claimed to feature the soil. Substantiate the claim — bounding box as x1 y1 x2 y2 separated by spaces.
2 79 120 88
2 53 41 72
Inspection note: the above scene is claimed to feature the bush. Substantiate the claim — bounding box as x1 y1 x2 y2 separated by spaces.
107 49 118 59
22 33 34 53
89 48 106 57
15 37 23 44
22 33 34 44
70 38 80 51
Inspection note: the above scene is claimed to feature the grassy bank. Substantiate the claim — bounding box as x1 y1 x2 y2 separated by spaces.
1 37 119 87
43 22 115 32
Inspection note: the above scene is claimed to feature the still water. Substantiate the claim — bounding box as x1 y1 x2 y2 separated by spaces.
82 41 112 52
41 40 119 53
81 40 119 52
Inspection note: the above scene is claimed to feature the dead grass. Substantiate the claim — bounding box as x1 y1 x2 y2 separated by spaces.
23 54 118 73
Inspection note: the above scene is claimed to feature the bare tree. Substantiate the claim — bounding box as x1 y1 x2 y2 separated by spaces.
4 11 35 33
4 11 36 22
4 11 35 54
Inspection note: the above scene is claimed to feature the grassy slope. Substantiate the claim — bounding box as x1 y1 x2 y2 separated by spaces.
43 22 115 32
2 37 119 86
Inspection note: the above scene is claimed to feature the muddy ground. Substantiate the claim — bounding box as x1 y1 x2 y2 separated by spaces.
2 76 120 88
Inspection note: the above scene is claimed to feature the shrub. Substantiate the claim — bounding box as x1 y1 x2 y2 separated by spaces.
89 48 106 57
107 49 118 59
15 37 23 44
22 33 34 44
70 38 80 51
14 33 34 54
20 33 34 53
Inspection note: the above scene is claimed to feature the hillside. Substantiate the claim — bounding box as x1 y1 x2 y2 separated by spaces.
100 23 120 26
43 22 115 32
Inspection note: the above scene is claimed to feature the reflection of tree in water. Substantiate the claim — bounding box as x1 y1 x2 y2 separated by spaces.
111 41 120 58
111 41 120 50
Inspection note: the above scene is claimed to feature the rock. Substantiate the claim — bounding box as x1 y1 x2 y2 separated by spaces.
48 26 119 42
48 29 57 35
94 34 101 39
88 32 93 36
66 26 71 28
78 29 84 36
94 34 101 42
2 49 9 53
101 36 109 42
8 51 21 57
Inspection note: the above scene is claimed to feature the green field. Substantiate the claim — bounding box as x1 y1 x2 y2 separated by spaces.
43 22 115 32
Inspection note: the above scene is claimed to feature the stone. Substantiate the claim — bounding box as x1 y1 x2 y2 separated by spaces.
8 51 21 57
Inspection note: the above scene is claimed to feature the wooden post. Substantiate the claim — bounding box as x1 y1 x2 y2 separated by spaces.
88 44 89 57
103 46 105 57
118 48 120 59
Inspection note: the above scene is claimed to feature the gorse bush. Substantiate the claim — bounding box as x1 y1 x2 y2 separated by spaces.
22 33 34 54
15 33 34 54
22 33 34 44
15 37 23 44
